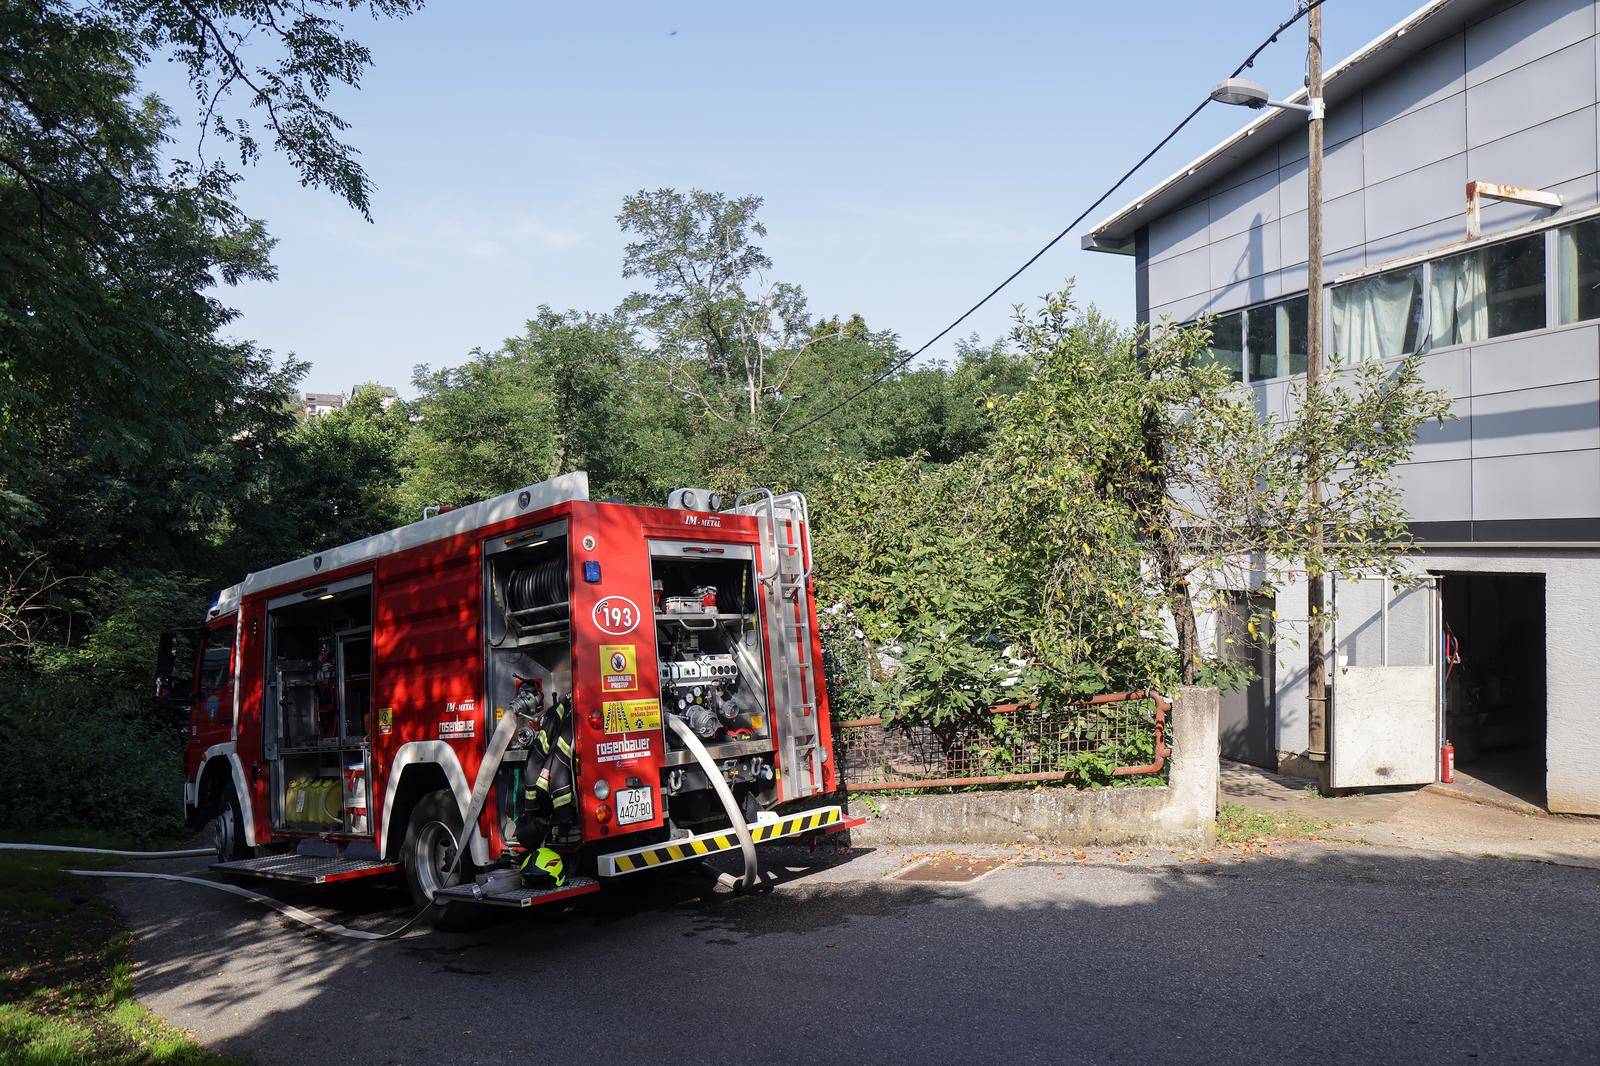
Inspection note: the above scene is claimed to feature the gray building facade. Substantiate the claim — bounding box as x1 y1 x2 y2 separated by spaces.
1087 0 1600 814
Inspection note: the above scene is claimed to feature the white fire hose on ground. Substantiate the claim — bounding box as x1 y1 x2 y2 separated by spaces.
0 842 410 941
0 705 529 943
1 703 761 940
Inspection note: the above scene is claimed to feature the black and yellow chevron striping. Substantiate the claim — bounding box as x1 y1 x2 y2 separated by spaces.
606 807 842 874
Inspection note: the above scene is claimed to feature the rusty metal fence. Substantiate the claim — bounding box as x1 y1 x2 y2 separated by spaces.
834 691 1171 791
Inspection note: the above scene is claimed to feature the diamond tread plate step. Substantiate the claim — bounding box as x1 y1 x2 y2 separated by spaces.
210 853 400 885
432 876 600 908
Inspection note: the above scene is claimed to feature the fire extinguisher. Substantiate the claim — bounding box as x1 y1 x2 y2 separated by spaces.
1440 740 1456 784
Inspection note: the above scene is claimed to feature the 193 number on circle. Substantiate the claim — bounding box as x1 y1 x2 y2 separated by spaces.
593 595 640 635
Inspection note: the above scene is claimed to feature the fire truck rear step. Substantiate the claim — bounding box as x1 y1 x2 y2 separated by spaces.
432 876 600 909
210 853 401 885
597 805 844 877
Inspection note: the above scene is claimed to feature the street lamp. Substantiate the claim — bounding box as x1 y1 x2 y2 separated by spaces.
1209 9 1330 789
1208 77 1324 118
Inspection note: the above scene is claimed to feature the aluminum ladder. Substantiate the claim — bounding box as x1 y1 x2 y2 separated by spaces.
733 489 826 801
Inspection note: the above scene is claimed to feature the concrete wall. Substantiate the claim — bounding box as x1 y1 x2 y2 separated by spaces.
848 688 1219 848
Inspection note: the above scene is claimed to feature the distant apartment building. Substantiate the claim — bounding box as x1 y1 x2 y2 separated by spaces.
1086 0 1600 814
302 392 345 418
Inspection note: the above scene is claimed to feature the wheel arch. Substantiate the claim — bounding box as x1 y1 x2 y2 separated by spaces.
379 743 489 866
191 745 257 848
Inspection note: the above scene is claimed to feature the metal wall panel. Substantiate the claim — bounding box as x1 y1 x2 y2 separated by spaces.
1205 146 1278 196
1209 222 1280 289
1363 94 1469 185
1416 348 1474 398
1412 398 1474 463
1364 153 1470 240
1469 325 1599 395
1395 458 1475 521
1471 448 1600 518
1363 32 1467 128
1464 0 1594 87
1208 270 1283 315
1470 379 1600 457
1362 214 1466 267
1467 105 1599 191
1147 244 1210 302
1132 0 1600 532
1147 198 1210 265
1280 191 1366 265
1279 137 1367 213
1466 39 1595 146
1208 170 1281 241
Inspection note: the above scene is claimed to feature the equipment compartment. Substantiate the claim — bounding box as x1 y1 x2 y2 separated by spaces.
649 540 778 825
262 578 374 834
483 521 574 849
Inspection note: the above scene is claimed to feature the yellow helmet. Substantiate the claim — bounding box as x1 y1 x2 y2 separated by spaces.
520 846 566 888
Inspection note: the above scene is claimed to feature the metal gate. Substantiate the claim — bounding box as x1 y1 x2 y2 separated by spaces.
1329 575 1439 789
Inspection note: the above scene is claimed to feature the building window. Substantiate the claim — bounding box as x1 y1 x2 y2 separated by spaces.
1245 295 1308 380
1331 265 1423 363
1558 217 1600 324
1201 311 1244 382
1429 232 1546 345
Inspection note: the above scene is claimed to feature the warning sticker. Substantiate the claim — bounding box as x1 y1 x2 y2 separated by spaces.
602 697 661 735
377 707 393 735
600 644 637 692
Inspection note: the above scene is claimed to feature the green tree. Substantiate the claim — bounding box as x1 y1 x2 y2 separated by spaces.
2 0 418 594
0 1 419 840
618 188 844 432
403 308 688 509
808 456 1016 752
237 384 412 559
996 285 1454 686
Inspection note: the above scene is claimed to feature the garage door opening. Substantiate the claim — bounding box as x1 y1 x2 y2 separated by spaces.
1439 572 1546 809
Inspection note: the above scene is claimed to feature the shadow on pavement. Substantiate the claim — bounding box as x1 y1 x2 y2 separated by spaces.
111 843 1600 1064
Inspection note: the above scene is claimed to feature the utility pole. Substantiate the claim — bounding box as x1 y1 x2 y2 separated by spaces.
1304 1 1329 785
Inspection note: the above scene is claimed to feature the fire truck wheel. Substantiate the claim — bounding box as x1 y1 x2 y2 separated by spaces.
402 792 490 931
209 790 250 863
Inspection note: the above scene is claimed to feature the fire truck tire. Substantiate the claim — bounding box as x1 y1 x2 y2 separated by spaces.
209 789 250 863
401 791 491 931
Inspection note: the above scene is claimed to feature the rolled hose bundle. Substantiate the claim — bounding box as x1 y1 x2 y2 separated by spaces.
504 558 568 614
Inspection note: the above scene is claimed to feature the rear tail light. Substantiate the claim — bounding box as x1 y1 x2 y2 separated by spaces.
594 803 611 824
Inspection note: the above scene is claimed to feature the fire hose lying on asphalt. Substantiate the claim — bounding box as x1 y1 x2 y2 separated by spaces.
0 702 763 940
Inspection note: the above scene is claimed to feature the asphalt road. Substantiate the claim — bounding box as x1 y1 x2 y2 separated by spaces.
109 841 1600 1065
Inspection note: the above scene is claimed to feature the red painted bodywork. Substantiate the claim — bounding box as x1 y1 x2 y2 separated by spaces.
183 499 837 861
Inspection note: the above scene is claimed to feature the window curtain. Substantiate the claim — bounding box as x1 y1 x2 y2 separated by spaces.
1332 270 1419 362
1559 226 1582 324
1429 250 1487 346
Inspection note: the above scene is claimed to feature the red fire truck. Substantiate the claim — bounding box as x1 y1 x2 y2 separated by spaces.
161 474 853 925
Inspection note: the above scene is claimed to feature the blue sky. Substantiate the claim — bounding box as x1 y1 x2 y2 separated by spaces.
142 1 1414 395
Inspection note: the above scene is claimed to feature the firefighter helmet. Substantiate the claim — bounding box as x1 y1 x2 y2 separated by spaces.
520 846 566 889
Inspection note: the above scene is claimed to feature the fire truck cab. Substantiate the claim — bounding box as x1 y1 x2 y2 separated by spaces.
166 474 850 924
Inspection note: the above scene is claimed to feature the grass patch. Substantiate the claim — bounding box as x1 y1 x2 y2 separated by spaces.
0 848 236 1065
1217 801 1335 846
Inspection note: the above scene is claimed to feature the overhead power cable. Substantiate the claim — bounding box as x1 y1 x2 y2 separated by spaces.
783 0 1329 438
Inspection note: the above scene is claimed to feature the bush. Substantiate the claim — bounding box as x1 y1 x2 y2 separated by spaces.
0 671 186 843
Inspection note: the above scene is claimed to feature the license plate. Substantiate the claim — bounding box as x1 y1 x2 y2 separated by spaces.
614 787 654 826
